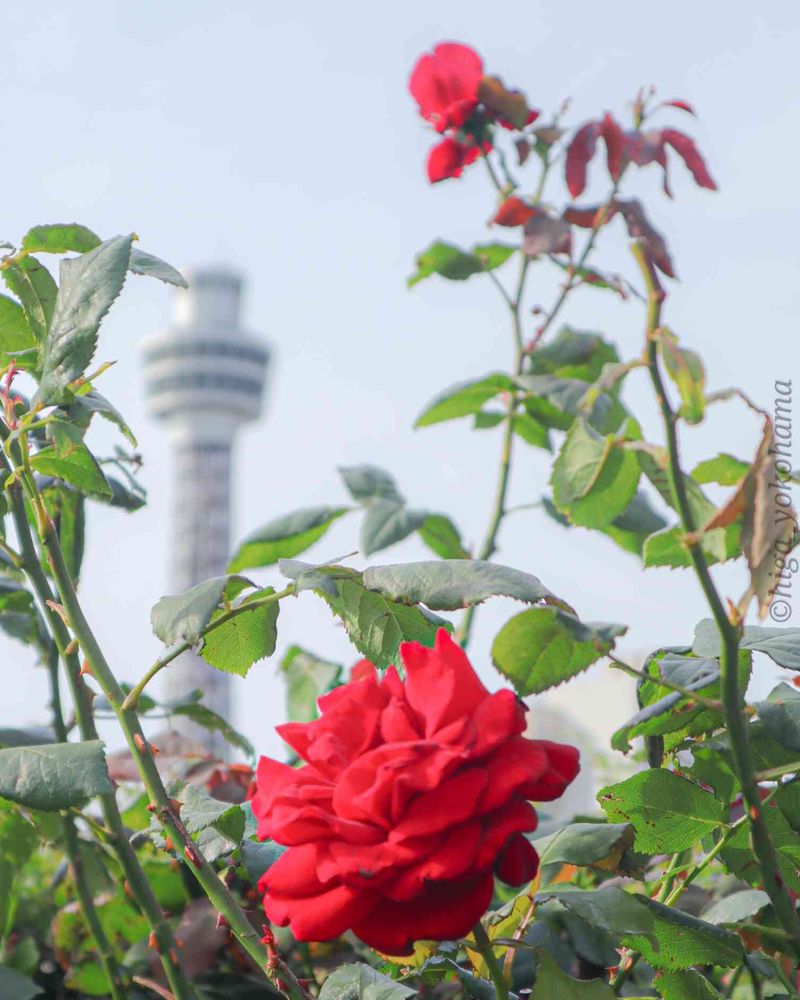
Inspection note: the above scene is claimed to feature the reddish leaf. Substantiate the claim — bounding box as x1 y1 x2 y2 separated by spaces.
601 113 625 181
562 203 619 229
533 126 565 147
664 99 696 115
616 198 676 278
523 210 572 257
565 121 600 197
478 75 537 130
493 197 536 227
661 129 717 190
515 138 531 165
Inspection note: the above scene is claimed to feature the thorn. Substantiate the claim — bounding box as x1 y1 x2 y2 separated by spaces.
79 659 92 677
123 880 132 899
45 600 70 626
215 913 228 930
64 638 79 656
184 844 201 868
168 798 181 814
148 931 158 951
164 836 174 853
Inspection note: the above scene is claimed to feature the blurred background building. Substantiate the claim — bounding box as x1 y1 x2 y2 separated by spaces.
141 269 269 750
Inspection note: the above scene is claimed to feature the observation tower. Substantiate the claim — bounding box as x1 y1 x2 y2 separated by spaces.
141 268 269 751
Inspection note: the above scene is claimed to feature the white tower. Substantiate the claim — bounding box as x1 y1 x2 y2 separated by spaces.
142 268 269 750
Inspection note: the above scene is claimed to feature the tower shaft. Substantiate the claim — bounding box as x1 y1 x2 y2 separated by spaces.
163 440 234 727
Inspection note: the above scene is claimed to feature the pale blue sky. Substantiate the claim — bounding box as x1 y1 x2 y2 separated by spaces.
1 3 799 759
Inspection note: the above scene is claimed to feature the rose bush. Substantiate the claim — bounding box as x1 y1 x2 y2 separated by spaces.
251 628 579 954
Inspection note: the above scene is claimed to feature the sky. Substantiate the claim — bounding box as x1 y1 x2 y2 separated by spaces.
1 3 799 774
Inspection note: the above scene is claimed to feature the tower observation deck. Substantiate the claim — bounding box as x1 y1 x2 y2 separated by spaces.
141 267 269 751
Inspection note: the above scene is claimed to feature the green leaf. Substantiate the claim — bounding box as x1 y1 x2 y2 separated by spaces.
240 839 286 886
363 559 565 612
179 782 233 834
361 499 428 556
694 619 800 670
339 464 404 503
0 967 43 1000
316 570 450 670
691 454 750 486
661 331 706 424
319 964 418 1000
597 769 726 853
517 373 627 435
529 326 619 382
0 801 39 867
69 389 137 446
611 650 728 753
491 606 626 694
280 646 342 723
20 223 101 255
530 947 615 999
551 418 640 528
655 970 722 999
754 683 800 752
643 522 741 569
536 887 743 970
151 574 250 645
535 822 634 872
700 889 770 926
128 248 187 287
0 295 35 357
0 740 111 811
543 490 667 557
414 374 514 428
721 804 800 892
228 506 349 572
472 242 517 270
170 702 254 759
2 256 57 345
407 241 485 288
418 514 469 560
41 484 86 580
200 587 279 677
104 476 147 512
513 411 551 450
36 234 133 404
30 444 111 499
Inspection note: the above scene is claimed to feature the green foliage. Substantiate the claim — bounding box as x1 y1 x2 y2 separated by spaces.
535 822 634 872
598 769 726 853
408 240 514 288
200 587 279 677
228 505 350 572
2 255 57 346
700 889 770 926
536 888 743 970
660 331 706 424
691 453 750 486
314 569 449 669
530 948 615 998
694 618 800 670
415 374 514 427
0 741 111 811
30 444 111 499
280 646 342 723
150 574 248 645
319 964 418 999
551 418 640 528
362 558 564 611
36 234 134 404
491 606 626 694
0 967 42 1000
655 970 722 999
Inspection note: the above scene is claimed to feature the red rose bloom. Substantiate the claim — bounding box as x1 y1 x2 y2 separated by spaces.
409 43 483 133
251 629 579 955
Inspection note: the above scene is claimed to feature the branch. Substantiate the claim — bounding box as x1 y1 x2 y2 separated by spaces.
631 239 800 957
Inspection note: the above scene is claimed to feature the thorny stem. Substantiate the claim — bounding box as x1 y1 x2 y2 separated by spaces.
472 921 510 1000
121 585 295 711
17 467 309 1000
41 642 126 1000
0 443 198 1000
632 240 800 957
607 652 723 711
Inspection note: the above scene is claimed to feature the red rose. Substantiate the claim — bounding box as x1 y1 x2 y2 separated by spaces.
251 628 579 955
409 43 483 134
